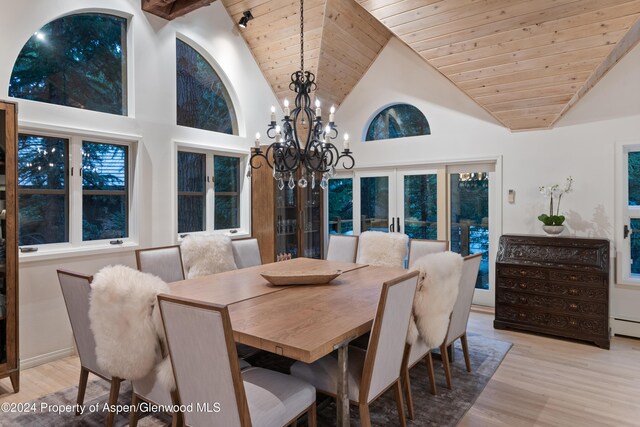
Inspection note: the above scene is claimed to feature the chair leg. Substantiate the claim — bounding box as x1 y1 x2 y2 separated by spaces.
307 402 317 427
76 367 89 415
426 352 437 395
130 393 140 427
393 380 407 427
460 333 472 373
105 377 122 427
402 365 415 420
359 402 371 427
440 344 453 389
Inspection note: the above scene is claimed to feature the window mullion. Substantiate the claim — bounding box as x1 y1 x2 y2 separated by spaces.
69 138 83 245
206 153 215 231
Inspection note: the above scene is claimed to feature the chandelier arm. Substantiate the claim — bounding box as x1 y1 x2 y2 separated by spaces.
337 151 355 170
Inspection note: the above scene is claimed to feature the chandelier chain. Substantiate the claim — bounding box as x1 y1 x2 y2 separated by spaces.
300 0 304 74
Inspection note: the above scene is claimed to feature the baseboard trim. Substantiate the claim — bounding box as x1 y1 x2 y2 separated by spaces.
611 318 640 339
21 347 75 370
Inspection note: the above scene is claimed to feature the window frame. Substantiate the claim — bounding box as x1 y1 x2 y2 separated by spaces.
364 103 431 142
615 141 640 286
17 122 139 260
174 141 250 240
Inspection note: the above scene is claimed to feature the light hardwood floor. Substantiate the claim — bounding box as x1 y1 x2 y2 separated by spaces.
1 309 639 426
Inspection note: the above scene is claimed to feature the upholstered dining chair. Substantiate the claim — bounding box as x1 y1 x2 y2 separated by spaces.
407 239 449 269
231 238 262 269
356 231 409 268
158 295 317 427
440 253 482 383
326 234 359 262
135 245 185 283
402 253 481 419
57 270 122 426
290 271 419 427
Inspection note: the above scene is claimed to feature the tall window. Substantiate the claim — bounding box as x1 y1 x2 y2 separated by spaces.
176 39 237 134
177 150 243 234
9 13 127 115
18 132 134 248
618 145 640 284
82 142 128 240
18 135 69 245
366 104 430 141
328 178 353 234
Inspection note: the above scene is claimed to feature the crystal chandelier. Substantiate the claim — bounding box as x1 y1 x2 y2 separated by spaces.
248 0 355 190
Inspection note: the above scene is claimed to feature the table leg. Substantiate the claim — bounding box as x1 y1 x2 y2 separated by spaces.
336 343 349 427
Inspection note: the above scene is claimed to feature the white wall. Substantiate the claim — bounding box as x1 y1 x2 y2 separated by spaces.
337 37 640 332
0 0 279 366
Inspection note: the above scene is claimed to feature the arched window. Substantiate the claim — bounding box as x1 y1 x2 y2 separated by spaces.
9 13 127 115
365 104 430 141
176 39 237 135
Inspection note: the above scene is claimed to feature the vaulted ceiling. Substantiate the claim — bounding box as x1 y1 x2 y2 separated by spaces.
144 0 640 131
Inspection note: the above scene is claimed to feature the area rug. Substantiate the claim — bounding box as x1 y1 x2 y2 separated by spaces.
0 333 511 426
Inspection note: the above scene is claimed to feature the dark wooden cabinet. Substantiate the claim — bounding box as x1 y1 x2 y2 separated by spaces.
0 100 19 390
495 234 610 349
251 147 324 263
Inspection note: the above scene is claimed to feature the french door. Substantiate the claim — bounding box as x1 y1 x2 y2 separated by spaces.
327 163 497 306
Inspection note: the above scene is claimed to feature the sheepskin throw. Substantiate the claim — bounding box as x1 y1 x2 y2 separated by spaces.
406 251 463 349
180 234 237 279
89 265 169 380
356 231 409 268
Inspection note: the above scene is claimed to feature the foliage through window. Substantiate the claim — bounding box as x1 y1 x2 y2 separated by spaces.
214 156 240 230
366 104 430 141
18 135 69 245
82 142 128 240
177 150 242 234
176 39 237 134
10 13 127 115
18 133 133 247
328 178 353 235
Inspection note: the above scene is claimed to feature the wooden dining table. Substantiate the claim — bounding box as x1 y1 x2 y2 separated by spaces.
168 257 408 426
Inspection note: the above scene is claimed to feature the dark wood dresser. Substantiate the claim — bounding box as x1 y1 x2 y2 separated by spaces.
495 234 610 349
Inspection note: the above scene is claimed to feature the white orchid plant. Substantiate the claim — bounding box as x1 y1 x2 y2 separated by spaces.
538 176 573 226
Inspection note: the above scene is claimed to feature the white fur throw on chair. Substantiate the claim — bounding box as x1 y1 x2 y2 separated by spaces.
356 231 409 268
89 265 169 380
180 234 237 279
406 251 463 349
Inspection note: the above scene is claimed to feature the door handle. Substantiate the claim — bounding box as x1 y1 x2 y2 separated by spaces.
396 217 401 233
624 224 631 239
389 221 395 232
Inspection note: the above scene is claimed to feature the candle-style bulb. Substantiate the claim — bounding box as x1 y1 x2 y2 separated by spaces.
315 99 321 117
283 98 290 116
275 125 281 133
284 99 289 107
271 105 276 113
255 132 261 139
330 105 335 114
254 132 260 148
343 133 350 150
315 99 321 108
344 133 349 141
270 106 276 122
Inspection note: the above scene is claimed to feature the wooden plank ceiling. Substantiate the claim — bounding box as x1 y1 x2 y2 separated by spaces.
220 0 392 108
358 0 640 130
146 0 640 131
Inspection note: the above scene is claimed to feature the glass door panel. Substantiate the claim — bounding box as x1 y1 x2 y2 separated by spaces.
400 172 438 239
275 184 298 258
450 172 490 290
300 180 322 259
359 175 391 233
328 177 353 235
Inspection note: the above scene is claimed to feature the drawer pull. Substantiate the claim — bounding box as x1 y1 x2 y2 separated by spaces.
569 303 578 310
519 270 527 276
568 288 579 296
518 312 527 319
569 275 578 281
519 297 527 304
519 283 527 289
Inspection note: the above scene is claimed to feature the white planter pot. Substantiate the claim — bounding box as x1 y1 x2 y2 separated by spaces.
542 225 564 235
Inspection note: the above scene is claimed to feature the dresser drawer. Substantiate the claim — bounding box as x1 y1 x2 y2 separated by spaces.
497 290 607 316
495 305 608 337
497 277 607 301
497 265 547 280
548 270 604 285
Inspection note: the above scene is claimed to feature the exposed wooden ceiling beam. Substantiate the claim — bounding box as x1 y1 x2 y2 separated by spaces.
142 0 216 20
553 15 640 126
